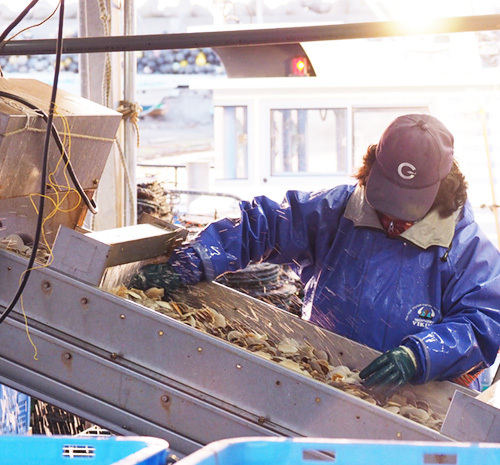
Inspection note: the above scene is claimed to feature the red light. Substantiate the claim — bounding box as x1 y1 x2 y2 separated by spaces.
289 56 309 76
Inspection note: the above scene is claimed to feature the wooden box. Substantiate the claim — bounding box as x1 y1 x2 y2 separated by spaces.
0 78 122 245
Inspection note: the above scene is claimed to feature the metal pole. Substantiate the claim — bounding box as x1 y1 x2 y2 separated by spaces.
255 0 264 23
123 0 137 226
77 0 90 99
2 14 500 56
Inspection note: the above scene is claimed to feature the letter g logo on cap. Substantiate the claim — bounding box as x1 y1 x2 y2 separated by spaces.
397 162 417 180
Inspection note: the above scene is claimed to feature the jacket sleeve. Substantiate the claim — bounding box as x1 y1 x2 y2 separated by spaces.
172 186 351 282
403 216 500 384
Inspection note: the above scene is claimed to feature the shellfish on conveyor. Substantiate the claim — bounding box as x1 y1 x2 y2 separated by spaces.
112 284 446 432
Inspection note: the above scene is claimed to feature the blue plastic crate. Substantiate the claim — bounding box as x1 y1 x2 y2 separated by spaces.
176 437 500 465
0 435 169 465
0 385 30 434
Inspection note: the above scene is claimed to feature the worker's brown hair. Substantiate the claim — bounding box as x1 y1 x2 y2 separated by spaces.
355 144 468 218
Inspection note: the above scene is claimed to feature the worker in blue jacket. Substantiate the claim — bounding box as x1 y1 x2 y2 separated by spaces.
132 114 500 396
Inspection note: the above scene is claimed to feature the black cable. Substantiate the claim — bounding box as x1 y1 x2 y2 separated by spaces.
0 90 98 214
0 0 64 325
0 1 40 50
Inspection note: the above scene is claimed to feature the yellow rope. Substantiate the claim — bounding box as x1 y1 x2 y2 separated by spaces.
21 108 84 360
1 125 115 143
0 96 116 143
20 295 38 360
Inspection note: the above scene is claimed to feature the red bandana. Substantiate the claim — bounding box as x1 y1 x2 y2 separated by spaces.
376 212 415 238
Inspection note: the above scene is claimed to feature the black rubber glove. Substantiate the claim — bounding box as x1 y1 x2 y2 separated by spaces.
129 263 182 297
359 346 417 398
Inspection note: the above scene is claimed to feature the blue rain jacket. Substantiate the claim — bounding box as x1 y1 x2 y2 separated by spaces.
172 184 500 385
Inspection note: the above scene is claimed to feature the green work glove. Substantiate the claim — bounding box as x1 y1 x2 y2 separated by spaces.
359 346 417 398
129 263 182 297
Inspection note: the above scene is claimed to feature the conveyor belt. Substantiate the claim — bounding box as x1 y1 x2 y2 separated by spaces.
0 239 488 457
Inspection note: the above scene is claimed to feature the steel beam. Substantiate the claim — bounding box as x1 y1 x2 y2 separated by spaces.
1 14 500 56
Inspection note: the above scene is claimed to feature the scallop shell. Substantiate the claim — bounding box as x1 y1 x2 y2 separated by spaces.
277 338 299 355
384 406 400 414
145 287 164 299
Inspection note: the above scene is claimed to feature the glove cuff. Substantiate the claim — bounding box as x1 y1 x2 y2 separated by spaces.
400 340 424 382
400 345 417 370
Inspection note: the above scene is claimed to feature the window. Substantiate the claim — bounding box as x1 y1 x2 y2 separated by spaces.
270 108 347 176
214 106 248 180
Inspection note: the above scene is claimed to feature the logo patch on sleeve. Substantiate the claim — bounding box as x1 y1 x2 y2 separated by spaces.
406 304 439 328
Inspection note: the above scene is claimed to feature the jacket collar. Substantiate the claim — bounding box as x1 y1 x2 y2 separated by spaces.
343 185 458 249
